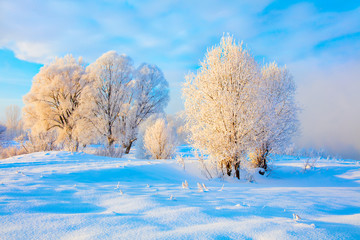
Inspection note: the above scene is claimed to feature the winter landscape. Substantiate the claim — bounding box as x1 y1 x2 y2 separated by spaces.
1 1 360 239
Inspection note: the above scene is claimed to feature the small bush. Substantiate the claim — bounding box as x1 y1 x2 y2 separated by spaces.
143 118 177 159
0 146 27 159
16 131 58 153
93 146 124 158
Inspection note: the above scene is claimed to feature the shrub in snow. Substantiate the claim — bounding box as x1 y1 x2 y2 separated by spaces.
303 157 318 172
17 130 58 153
176 154 185 170
135 114 162 159
23 55 90 151
0 146 27 159
143 118 177 159
0 130 59 159
94 145 124 158
183 35 298 179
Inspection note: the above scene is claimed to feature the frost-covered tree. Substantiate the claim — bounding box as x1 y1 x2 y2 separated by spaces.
135 114 160 159
250 63 299 170
83 51 134 148
166 112 189 145
121 63 169 154
0 124 6 143
5 105 22 138
183 36 262 179
23 55 88 151
183 35 298 179
143 118 177 159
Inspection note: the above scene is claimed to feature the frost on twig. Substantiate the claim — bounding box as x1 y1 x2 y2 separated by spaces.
182 180 189 189
197 182 204 192
303 157 318 172
194 150 214 179
176 155 185 170
197 182 209 192
202 183 209 192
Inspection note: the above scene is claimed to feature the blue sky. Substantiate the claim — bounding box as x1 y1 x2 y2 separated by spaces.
0 0 359 159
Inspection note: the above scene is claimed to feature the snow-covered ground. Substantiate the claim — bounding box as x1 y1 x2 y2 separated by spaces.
0 147 360 239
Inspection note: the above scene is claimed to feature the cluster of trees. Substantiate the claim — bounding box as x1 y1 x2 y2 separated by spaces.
2 35 299 180
183 36 299 179
22 51 170 155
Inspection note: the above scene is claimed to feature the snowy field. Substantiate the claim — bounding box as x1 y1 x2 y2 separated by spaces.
0 146 360 239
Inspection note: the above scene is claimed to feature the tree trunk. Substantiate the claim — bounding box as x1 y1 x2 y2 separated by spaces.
74 140 79 152
124 140 133 154
252 143 269 172
107 136 115 147
226 162 232 176
234 161 240 179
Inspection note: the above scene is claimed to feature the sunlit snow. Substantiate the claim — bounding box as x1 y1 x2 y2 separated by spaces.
0 146 359 239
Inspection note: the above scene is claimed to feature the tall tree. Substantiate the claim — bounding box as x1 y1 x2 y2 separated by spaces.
82 51 134 148
23 55 88 151
251 63 299 171
121 63 169 154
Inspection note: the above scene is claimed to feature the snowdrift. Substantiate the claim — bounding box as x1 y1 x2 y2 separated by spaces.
0 151 359 239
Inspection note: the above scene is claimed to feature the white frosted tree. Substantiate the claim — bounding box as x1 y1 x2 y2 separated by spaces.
166 112 189 145
183 35 298 179
23 55 89 151
250 63 299 170
121 63 169 154
136 114 163 159
82 51 134 149
183 36 263 179
143 118 177 159
5 105 22 138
